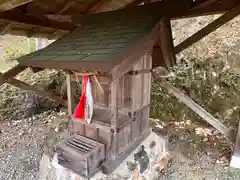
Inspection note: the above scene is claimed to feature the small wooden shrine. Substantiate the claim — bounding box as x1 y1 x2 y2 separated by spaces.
15 3 162 178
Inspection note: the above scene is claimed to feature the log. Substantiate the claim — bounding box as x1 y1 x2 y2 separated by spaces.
159 79 234 142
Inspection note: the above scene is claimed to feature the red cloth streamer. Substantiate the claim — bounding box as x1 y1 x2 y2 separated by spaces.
73 75 89 119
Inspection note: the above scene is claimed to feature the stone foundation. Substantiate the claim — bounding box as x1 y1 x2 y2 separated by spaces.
39 132 168 180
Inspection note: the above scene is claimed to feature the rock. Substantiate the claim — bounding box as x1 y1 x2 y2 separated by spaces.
19 130 24 136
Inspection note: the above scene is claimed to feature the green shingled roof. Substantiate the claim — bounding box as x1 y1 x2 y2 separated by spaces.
17 2 163 71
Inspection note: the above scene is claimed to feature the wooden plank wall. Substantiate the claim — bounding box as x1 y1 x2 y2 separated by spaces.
117 53 152 154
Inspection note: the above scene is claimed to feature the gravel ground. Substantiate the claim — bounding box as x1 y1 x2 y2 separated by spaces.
1 114 240 180
0 110 70 180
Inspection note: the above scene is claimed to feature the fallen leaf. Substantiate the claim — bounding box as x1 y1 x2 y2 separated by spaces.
155 152 171 171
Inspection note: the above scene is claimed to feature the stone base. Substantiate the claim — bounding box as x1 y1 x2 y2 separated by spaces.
39 131 168 180
230 155 240 169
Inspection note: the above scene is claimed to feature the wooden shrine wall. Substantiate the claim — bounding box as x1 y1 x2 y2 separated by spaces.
73 53 152 160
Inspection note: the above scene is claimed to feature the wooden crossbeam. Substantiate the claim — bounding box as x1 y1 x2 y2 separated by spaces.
159 78 234 142
0 0 34 12
174 3 240 54
0 65 67 107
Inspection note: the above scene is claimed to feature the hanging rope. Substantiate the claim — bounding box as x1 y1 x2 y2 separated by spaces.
73 71 104 95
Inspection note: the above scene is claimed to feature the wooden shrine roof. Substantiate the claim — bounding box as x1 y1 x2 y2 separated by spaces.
17 3 162 72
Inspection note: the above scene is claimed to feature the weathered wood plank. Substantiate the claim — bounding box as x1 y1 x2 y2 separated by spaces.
175 3 240 54
159 79 234 142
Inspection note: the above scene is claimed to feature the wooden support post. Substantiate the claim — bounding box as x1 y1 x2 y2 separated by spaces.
111 79 119 128
110 78 119 157
230 121 240 168
159 17 176 68
175 3 240 54
159 79 234 142
66 72 74 116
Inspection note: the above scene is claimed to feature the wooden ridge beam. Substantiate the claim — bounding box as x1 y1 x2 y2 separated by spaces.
0 11 75 31
174 3 240 54
158 78 234 142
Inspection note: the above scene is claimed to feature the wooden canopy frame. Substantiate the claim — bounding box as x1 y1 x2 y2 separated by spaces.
0 0 240 170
